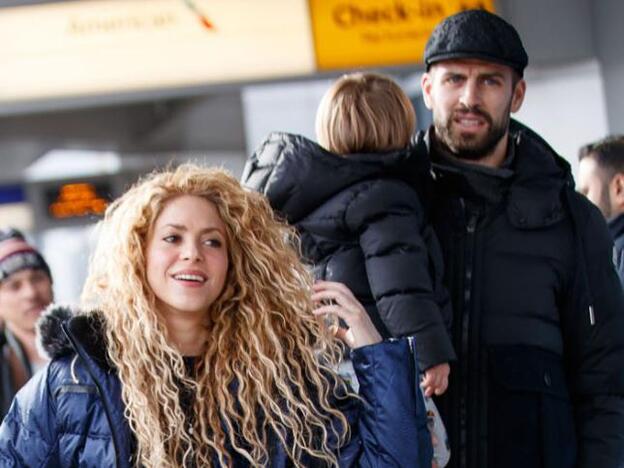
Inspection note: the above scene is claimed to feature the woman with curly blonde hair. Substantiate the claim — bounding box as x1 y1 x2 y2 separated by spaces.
0 164 424 467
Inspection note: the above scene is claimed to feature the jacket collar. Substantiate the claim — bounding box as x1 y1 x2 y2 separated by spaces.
426 120 573 229
3 327 32 377
608 213 624 244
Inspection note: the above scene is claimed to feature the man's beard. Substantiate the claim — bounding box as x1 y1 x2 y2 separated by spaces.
434 103 510 161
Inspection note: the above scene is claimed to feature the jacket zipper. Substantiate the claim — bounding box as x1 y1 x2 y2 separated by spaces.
61 323 121 468
459 200 478 468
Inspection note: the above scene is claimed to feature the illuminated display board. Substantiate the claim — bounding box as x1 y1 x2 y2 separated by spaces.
309 0 495 70
45 181 111 220
0 0 315 105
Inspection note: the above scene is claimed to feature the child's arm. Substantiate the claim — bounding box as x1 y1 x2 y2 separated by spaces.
344 179 456 371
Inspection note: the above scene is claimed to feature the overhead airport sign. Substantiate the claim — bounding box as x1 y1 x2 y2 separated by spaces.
0 0 315 104
310 0 496 70
0 0 494 107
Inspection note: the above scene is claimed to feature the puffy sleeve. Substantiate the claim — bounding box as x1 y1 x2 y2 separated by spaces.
0 364 59 467
345 179 455 370
337 339 431 467
562 194 624 467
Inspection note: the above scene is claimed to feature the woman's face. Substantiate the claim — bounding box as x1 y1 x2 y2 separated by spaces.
146 195 229 320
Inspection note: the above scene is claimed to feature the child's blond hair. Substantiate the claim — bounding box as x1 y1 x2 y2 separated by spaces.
315 72 416 155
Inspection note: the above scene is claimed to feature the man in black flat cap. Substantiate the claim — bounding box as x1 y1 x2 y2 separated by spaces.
416 9 624 468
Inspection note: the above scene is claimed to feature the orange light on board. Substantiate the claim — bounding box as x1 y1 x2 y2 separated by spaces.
48 182 109 219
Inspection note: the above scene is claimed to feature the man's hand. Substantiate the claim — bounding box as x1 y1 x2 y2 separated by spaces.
421 362 450 397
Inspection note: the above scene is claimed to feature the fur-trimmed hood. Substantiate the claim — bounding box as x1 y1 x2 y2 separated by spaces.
36 304 111 370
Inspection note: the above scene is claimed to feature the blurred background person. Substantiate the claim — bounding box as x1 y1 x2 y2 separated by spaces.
0 228 53 418
578 135 624 286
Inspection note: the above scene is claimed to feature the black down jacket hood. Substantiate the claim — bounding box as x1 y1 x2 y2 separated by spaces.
241 132 431 223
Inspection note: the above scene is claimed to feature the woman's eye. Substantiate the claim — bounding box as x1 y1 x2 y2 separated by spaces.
163 235 179 243
204 238 222 248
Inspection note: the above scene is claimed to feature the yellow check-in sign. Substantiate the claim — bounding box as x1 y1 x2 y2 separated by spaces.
310 0 495 70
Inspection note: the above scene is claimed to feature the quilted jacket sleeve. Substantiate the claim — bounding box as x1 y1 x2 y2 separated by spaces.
344 179 455 370
0 365 59 467
563 193 624 467
337 339 431 467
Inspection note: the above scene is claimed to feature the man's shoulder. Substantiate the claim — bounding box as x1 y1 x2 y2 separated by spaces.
511 122 573 181
608 213 624 246
565 189 610 228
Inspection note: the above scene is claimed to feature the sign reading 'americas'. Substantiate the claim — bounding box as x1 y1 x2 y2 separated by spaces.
0 0 315 105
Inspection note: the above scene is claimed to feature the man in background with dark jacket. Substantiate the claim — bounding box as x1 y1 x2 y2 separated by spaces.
577 136 624 287
0 228 53 419
418 10 624 468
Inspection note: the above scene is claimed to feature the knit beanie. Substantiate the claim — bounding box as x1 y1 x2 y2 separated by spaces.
0 228 51 282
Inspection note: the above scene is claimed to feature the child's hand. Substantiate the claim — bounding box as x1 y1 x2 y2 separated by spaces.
421 362 450 397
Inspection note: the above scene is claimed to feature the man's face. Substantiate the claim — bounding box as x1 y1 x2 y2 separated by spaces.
577 156 614 218
0 268 53 335
421 59 526 161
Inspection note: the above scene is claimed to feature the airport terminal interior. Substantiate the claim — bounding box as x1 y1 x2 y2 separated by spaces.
0 0 622 301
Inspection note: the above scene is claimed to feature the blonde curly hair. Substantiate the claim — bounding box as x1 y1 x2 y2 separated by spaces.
81 164 350 467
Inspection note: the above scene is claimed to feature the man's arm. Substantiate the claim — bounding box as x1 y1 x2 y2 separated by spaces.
563 194 624 467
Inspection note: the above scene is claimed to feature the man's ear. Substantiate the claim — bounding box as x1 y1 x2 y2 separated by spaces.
610 173 624 209
510 79 526 113
421 72 434 110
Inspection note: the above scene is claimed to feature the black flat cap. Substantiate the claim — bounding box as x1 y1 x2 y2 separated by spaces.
424 10 528 76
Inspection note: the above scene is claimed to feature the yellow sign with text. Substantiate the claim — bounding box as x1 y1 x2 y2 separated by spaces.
310 0 495 70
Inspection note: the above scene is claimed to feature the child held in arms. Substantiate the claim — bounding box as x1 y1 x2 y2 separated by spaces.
243 72 455 400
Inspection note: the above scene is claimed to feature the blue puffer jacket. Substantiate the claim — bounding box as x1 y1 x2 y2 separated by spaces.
0 306 431 467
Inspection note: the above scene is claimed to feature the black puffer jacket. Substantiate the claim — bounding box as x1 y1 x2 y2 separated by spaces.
242 132 455 370
423 121 624 468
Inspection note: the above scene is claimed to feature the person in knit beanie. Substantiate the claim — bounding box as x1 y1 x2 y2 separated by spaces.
0 228 53 419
